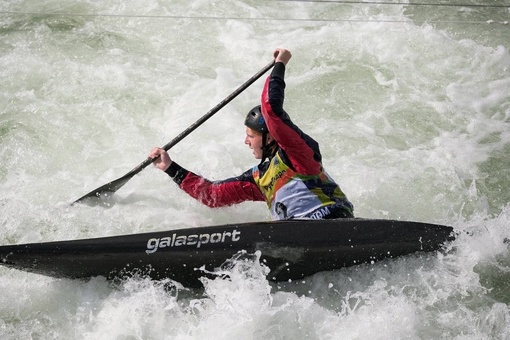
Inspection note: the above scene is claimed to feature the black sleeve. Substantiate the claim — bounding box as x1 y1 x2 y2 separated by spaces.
164 161 189 185
271 61 286 80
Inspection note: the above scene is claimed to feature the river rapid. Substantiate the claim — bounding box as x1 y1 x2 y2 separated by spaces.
1 1 510 339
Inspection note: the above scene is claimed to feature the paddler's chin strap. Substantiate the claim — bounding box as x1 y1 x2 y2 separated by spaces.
259 132 277 165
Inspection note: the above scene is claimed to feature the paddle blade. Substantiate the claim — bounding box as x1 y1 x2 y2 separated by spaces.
72 158 154 205
72 174 133 205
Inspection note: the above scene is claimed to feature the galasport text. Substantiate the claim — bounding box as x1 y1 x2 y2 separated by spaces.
146 229 241 254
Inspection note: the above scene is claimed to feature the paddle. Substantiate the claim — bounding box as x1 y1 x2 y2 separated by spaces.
72 60 276 205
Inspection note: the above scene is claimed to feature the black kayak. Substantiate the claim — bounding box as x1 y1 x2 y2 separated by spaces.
0 218 455 287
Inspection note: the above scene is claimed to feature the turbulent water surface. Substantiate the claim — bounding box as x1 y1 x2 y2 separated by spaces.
1 0 510 339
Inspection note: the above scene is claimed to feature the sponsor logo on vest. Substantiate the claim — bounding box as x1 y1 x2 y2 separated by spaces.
309 206 331 219
146 229 241 254
263 170 285 192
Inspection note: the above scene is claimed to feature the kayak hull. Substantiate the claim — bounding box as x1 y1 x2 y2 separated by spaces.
0 218 455 287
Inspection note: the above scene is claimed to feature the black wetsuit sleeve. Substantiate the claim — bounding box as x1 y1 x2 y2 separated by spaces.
164 161 189 185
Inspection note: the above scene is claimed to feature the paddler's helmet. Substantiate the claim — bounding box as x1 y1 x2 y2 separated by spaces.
244 105 268 133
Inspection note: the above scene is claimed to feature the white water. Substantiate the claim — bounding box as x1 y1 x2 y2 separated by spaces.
1 0 510 339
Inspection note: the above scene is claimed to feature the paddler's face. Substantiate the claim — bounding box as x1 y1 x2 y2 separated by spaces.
245 127 264 159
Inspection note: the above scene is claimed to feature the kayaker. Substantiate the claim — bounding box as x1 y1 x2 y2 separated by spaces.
149 48 354 220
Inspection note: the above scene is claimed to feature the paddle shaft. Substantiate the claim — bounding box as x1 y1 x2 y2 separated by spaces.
73 60 275 204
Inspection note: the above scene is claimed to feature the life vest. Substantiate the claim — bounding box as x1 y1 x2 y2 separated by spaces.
252 150 352 220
